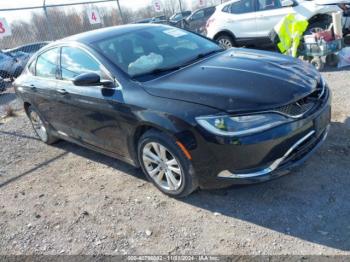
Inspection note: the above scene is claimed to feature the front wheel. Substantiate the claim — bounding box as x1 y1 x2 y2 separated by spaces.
216 34 235 49
137 130 198 198
310 57 324 71
27 106 58 144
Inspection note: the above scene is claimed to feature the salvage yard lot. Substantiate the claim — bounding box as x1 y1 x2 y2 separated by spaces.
0 68 350 255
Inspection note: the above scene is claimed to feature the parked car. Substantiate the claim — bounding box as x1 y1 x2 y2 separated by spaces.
206 0 343 48
184 6 216 34
312 0 350 34
151 15 168 24
1 42 50 78
134 16 168 24
15 24 330 197
0 51 24 79
0 77 5 93
169 10 192 25
3 41 50 55
134 18 153 23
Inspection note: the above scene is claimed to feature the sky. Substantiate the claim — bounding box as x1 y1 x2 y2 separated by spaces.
0 0 194 11
0 0 146 10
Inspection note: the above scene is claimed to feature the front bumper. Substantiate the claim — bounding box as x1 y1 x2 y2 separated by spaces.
192 87 331 189
217 125 329 181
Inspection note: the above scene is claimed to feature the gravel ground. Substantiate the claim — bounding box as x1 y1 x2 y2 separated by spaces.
0 68 349 256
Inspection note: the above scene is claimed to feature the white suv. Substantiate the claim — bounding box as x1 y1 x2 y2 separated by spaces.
206 0 343 48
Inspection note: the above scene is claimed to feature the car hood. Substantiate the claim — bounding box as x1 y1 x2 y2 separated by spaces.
141 49 321 113
295 0 342 17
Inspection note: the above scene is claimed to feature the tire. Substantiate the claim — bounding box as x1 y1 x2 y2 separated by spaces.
310 57 324 71
137 130 198 198
216 34 235 49
325 54 339 67
27 105 58 145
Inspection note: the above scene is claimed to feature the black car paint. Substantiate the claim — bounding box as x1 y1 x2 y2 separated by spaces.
143 48 321 113
14 25 330 189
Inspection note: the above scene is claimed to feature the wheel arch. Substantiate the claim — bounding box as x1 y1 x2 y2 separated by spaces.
129 124 173 167
307 14 332 27
213 30 236 41
129 119 197 167
23 101 31 115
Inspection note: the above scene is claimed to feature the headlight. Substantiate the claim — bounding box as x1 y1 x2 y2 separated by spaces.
196 113 290 136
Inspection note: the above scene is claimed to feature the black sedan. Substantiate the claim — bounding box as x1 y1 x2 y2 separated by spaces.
14 24 331 197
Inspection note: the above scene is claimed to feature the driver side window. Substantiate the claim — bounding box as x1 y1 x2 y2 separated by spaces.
257 0 282 10
192 10 205 20
230 0 255 14
60 47 101 81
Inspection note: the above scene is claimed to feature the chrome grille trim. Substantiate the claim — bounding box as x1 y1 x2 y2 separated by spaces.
272 80 326 119
217 126 329 179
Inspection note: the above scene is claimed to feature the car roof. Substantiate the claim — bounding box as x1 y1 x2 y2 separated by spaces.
61 24 171 45
193 6 216 13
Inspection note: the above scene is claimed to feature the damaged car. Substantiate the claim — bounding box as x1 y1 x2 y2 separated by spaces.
206 0 343 48
14 25 331 197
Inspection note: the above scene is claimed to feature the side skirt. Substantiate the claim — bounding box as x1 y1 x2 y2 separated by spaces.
51 130 138 167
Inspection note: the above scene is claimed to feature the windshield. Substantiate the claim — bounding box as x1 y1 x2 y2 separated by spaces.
92 26 222 79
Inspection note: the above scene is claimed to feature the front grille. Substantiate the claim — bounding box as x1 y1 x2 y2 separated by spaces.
274 80 326 118
276 99 315 117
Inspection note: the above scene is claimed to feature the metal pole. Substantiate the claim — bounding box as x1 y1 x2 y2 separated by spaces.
43 0 54 41
178 0 183 12
116 0 125 24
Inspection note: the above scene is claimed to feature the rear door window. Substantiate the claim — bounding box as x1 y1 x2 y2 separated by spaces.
257 0 282 10
192 10 205 20
35 48 59 79
230 0 255 14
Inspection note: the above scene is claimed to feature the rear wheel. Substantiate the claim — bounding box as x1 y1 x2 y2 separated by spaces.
310 57 324 71
216 34 235 49
138 130 198 197
325 54 339 67
27 106 58 144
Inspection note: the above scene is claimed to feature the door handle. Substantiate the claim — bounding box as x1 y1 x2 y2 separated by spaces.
57 89 68 95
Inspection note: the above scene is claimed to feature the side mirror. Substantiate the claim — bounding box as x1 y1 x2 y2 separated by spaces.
73 72 114 88
281 0 294 7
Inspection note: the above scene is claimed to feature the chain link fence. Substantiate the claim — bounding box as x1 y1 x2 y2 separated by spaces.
0 0 227 117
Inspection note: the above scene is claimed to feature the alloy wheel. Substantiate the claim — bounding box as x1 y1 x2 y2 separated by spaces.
29 110 48 142
218 38 233 49
142 142 183 191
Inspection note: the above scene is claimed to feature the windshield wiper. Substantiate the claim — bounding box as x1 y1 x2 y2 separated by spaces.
147 65 182 75
132 49 224 79
132 65 182 78
182 49 224 67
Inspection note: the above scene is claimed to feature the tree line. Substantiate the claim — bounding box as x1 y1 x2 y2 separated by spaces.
0 0 227 49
